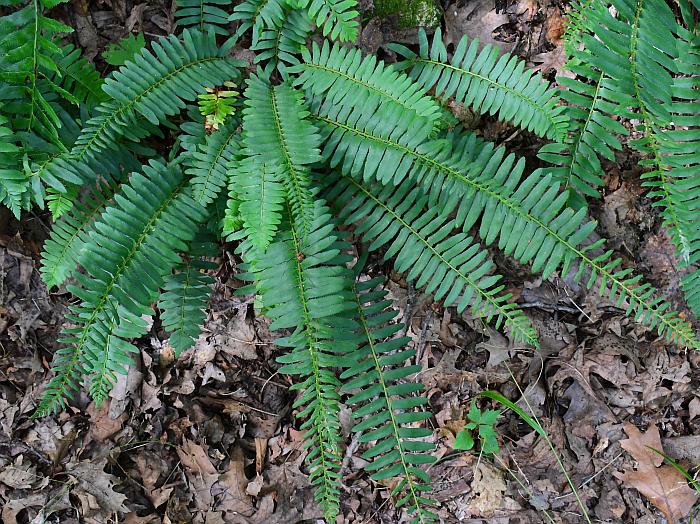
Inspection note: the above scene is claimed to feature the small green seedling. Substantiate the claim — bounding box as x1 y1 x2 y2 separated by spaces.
454 400 500 455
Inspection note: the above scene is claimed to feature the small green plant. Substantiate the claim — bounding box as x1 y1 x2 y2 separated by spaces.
1 0 698 521
454 401 500 455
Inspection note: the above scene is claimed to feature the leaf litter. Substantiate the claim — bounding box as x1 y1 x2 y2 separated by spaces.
1 1 700 523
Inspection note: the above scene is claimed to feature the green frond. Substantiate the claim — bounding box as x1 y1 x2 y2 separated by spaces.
325 175 539 347
538 64 628 205
35 160 208 417
50 44 107 106
252 8 311 75
293 0 359 42
40 181 115 288
0 0 73 144
184 119 241 206
175 0 233 35
34 29 243 192
229 0 287 43
390 28 568 141
159 237 217 355
312 100 699 348
253 202 357 521
242 73 321 234
46 185 79 218
232 156 285 251
342 277 438 524
292 40 442 132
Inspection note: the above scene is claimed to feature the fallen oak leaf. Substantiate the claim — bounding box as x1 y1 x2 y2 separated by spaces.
615 423 698 523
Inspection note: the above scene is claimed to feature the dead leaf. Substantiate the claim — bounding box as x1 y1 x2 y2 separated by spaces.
615 423 699 522
69 459 129 514
177 439 219 511
87 400 126 442
1 493 46 524
470 462 506 517
443 0 509 51
217 446 255 517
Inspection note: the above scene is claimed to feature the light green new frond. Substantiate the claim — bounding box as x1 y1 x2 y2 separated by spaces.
198 81 239 132
233 156 285 251
185 120 241 206
313 101 699 348
35 30 243 191
294 0 359 41
292 40 442 132
175 0 233 35
40 181 115 288
343 277 438 524
35 160 208 417
254 202 357 521
159 238 217 355
325 175 539 347
242 74 321 235
391 28 568 141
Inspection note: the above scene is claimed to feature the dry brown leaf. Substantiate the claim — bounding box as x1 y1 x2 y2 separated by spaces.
615 423 699 523
443 0 509 51
217 446 256 517
177 439 219 511
69 459 129 514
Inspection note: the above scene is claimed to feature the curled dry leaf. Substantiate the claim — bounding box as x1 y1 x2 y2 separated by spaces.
615 423 698 523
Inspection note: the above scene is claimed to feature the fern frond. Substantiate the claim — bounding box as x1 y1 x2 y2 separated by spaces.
292 40 442 132
229 0 287 43
343 277 438 523
254 202 357 521
538 64 628 205
35 160 208 416
159 237 217 355
34 30 242 191
40 181 115 288
233 156 285 251
390 28 568 141
326 175 539 347
242 74 320 235
313 101 699 348
198 81 239 132
252 8 311 74
50 44 107 106
185 119 241 206
293 0 359 42
0 0 73 143
175 0 233 35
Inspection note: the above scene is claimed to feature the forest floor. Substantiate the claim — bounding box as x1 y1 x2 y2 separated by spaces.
1 0 699 523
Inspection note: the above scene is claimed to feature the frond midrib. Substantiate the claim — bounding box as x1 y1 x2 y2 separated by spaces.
193 127 238 204
318 115 697 348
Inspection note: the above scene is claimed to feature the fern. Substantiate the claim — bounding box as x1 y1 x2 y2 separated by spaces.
175 0 233 35
326 175 539 346
159 237 217 355
40 181 116 288
253 202 356 520
10 1 698 521
184 119 241 206
390 28 569 141
241 73 320 234
34 30 243 193
293 0 359 42
36 161 208 415
343 277 437 523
